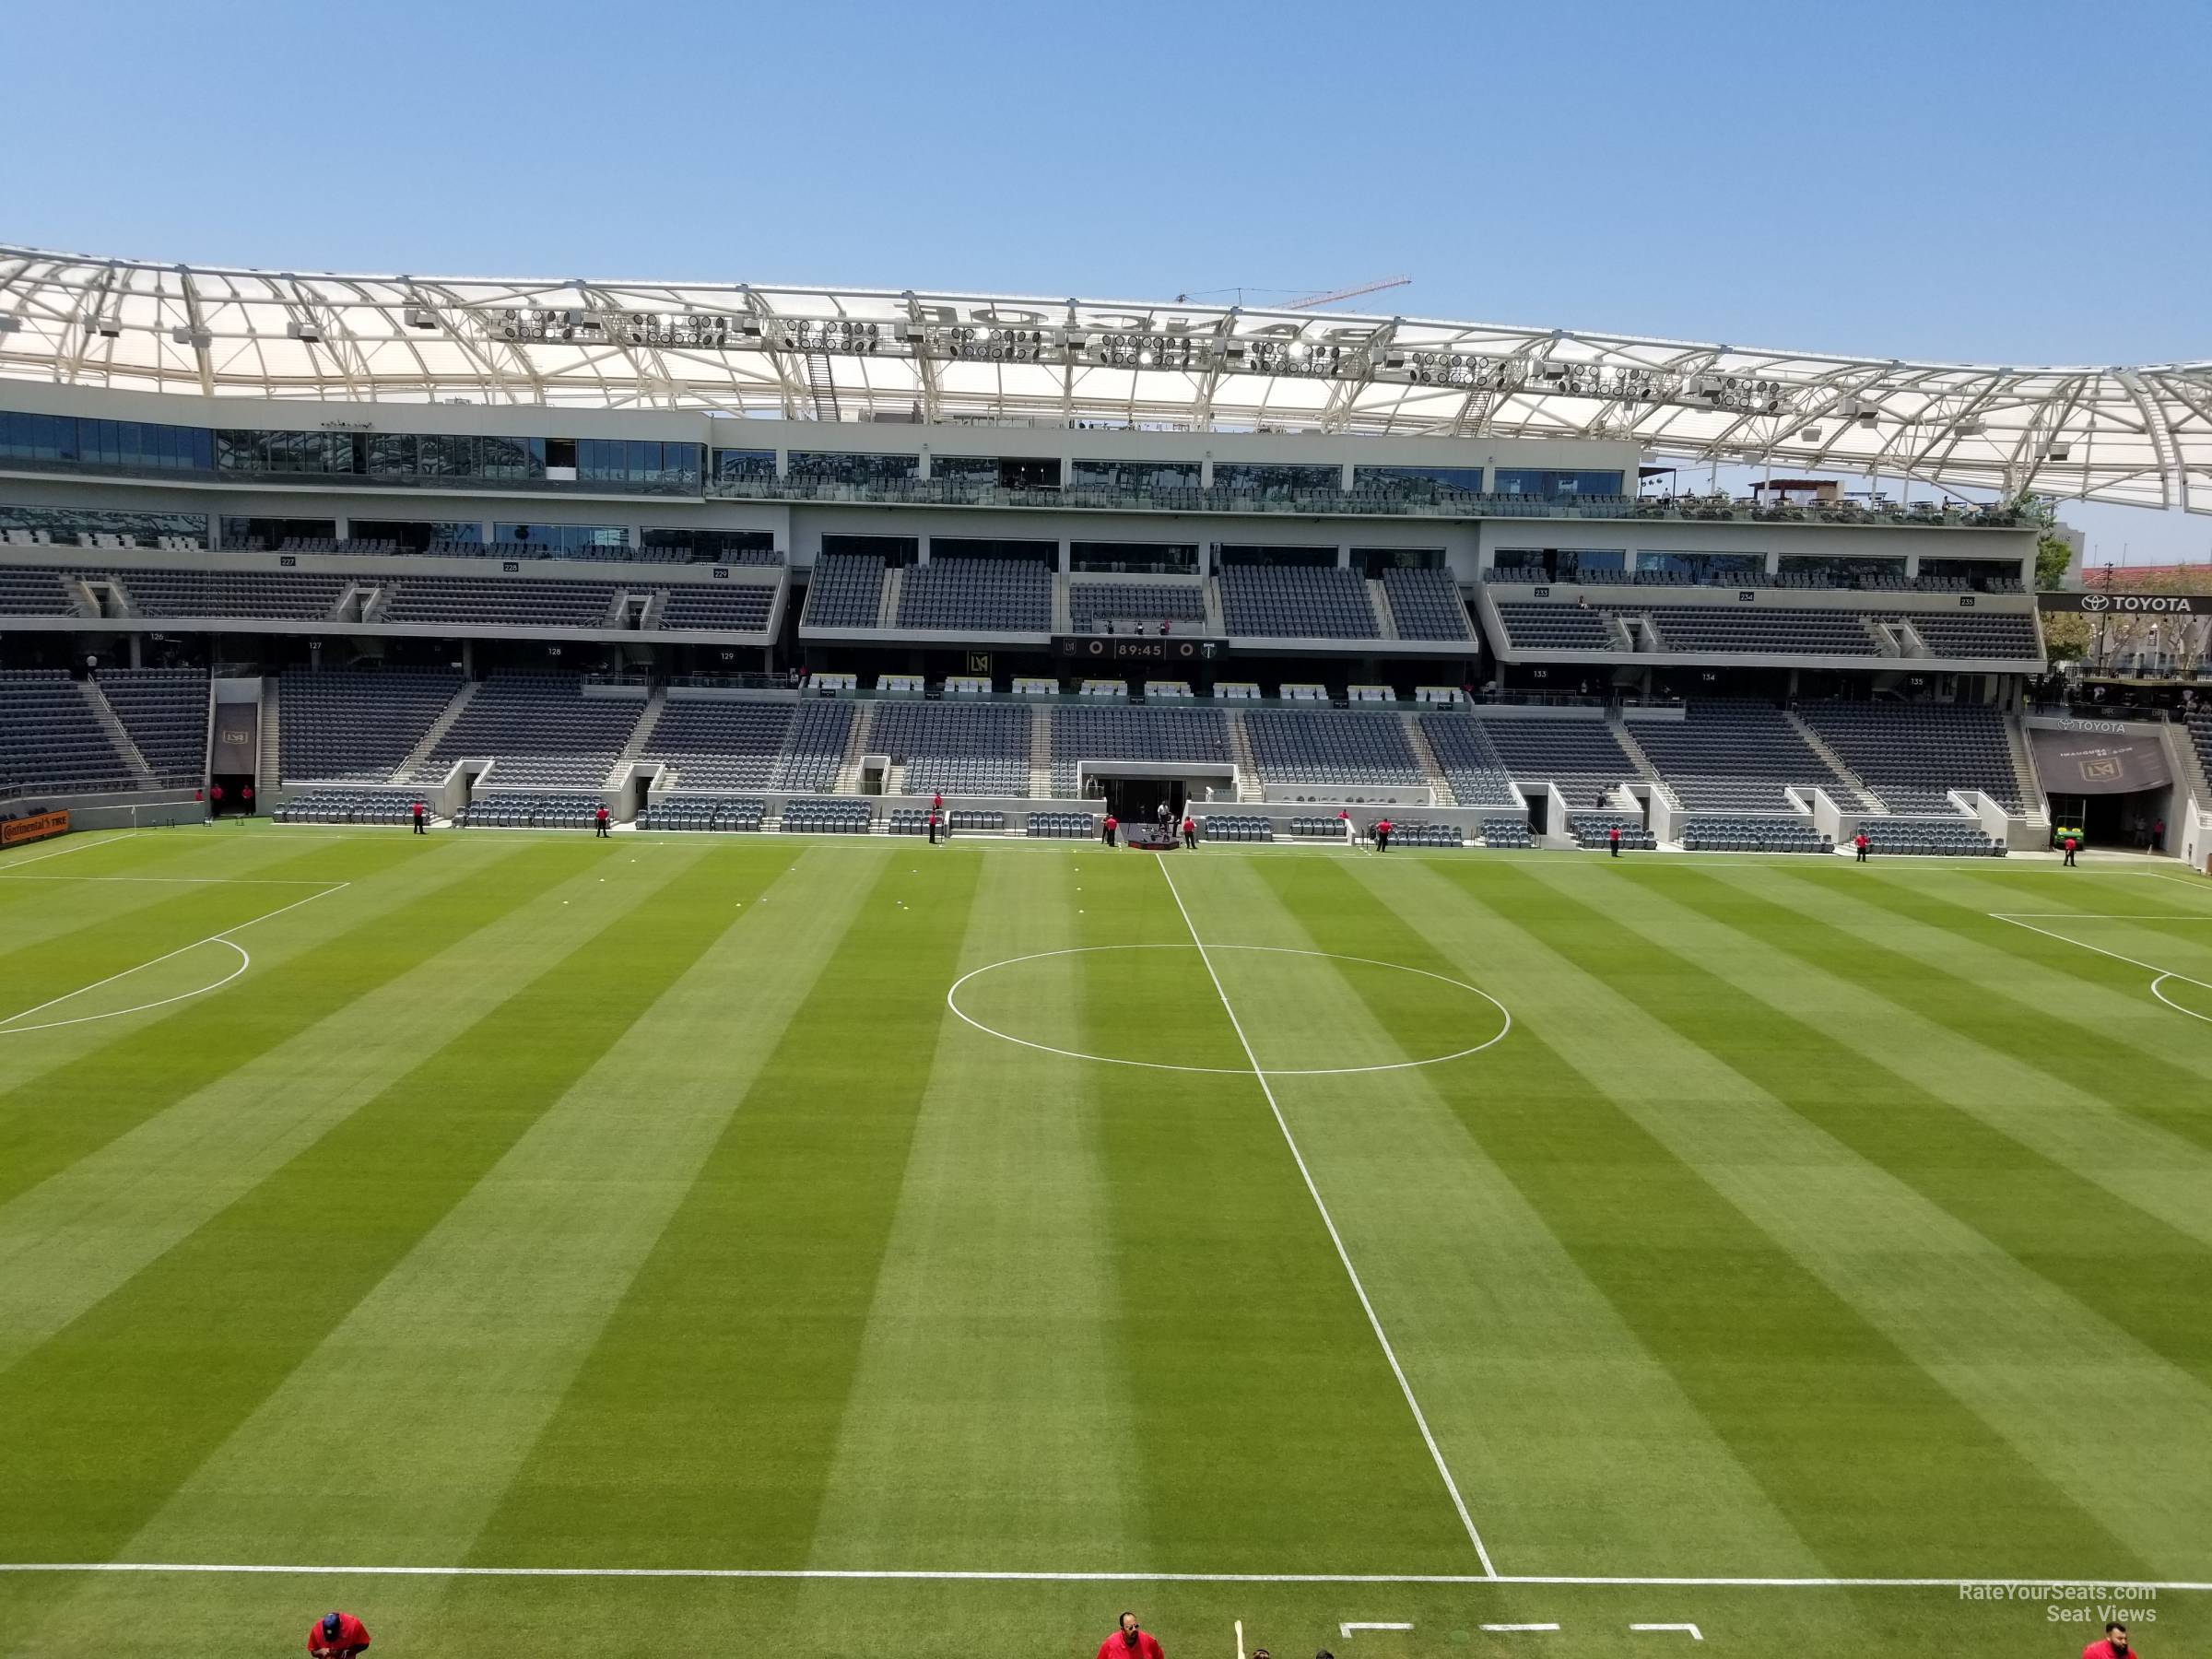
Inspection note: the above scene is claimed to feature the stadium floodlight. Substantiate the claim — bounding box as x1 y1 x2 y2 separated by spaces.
404 306 439 330
88 316 122 339
1954 418 1986 435
170 325 212 347
288 320 322 343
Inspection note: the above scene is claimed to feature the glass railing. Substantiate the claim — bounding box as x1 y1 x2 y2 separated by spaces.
707 476 2027 528
0 453 701 497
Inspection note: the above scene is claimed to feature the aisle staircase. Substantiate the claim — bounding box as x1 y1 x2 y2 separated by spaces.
1784 709 1887 811
1028 704 1054 798
394 680 478 782
1401 711 1456 805
83 678 157 786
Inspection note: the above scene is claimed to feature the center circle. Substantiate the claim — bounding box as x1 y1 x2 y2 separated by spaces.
946 943 1511 1077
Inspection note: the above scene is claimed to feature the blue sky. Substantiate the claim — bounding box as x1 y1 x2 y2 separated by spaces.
6 0 2206 560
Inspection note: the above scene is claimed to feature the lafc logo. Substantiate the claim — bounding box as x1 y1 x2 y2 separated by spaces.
2080 757 2123 782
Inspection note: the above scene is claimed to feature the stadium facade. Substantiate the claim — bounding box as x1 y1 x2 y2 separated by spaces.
2 250 2208 869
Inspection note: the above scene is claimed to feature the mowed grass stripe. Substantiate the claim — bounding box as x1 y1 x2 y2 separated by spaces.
1375 857 2147 1580
1835 865 2212 1137
0 837 585 1199
1079 853 1479 1576
1731 863 2212 1169
1654 865 2212 1252
0 829 340 947
0 843 744 1374
1218 853 1831 1582
1554 866 2212 1444
462 850 980 1570
0 836 418 1015
54 845 853 1592
1453 862 2189 1577
0 839 732 1576
796 848 1149 1572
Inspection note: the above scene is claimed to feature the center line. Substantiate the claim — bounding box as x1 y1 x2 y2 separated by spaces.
1154 854 1497 1578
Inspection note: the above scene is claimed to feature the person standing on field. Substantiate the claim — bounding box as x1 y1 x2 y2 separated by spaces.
1608 824 1621 858
927 810 939 846
594 804 611 838
1102 812 1118 848
1374 816 1393 853
1182 812 1197 851
1098 1612 1164 1659
2063 832 2079 867
411 800 426 835
1853 830 1869 862
308 1611 371 1659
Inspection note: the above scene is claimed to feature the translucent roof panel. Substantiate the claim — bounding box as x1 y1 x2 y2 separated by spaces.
2 244 2206 512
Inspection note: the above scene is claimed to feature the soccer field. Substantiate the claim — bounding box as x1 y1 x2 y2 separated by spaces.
1 823 2206 1659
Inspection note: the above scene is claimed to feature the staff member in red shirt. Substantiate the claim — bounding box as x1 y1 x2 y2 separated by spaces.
1102 813 1118 848
1853 831 1869 862
594 804 611 838
1097 1612 1163 1659
308 1610 370 1658
1607 824 1621 857
1373 816 1393 853
1182 813 1197 851
2083 1621 2132 1658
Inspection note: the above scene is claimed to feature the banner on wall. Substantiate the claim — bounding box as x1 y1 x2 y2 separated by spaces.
1 809 70 847
212 700 258 772
2030 726 2172 794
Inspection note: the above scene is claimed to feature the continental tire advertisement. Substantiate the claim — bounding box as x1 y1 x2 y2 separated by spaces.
1 809 70 847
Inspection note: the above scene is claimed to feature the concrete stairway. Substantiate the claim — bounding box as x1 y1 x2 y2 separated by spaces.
1401 711 1456 805
604 688 666 787
1370 578 1400 640
395 679 478 782
83 679 157 786
1783 709 1885 810
877 568 904 629
832 700 878 794
1606 712 1677 809
1028 703 1054 797
257 677 282 794
1226 709 1265 801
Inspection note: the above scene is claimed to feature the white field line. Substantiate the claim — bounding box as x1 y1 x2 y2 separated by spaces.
0 882 348 1035
1154 855 1498 1579
0 830 138 869
1479 1624 1559 1633
1340 1622 1414 1634
1989 914 2212 994
1630 1624 1703 1639
0 875 338 886
0 1564 2204 1590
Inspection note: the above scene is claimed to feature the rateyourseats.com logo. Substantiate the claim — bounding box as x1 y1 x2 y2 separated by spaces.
1957 1582 2157 1625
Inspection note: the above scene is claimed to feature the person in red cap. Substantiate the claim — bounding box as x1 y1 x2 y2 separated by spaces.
308 1610 370 1658
2083 1620 2132 1659
1097 1611 1163 1659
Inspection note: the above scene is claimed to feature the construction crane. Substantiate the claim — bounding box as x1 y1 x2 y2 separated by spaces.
1279 275 1411 311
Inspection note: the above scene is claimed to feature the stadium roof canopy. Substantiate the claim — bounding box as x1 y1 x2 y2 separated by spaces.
4 244 2208 514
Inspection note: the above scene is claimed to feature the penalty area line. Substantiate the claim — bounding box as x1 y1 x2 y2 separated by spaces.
0 1564 2204 1591
0 881 349 1034
1154 854 1499 1580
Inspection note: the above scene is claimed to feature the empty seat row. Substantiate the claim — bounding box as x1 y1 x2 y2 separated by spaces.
1631 700 1864 812
1199 813 1274 841
1244 709 1422 785
1219 565 1380 639
1048 705 1230 796
457 793 604 830
1858 818 2007 856
273 789 420 825
1026 811 1094 838
801 554 887 627
1068 580 1207 630
874 701 1031 794
98 668 208 784
1479 818 1534 848
418 675 644 786
280 666 464 782
1416 713 1519 806
1568 812 1657 849
640 795 765 832
1797 700 2027 813
781 798 873 833
1678 816 1831 853
0 670 137 793
1382 819 1464 848
1380 567 1475 641
897 557 1053 632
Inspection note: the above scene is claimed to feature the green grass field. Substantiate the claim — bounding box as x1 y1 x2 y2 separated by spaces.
1 822 2207 1658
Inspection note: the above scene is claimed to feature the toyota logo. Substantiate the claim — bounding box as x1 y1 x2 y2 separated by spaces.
2081 592 2111 611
